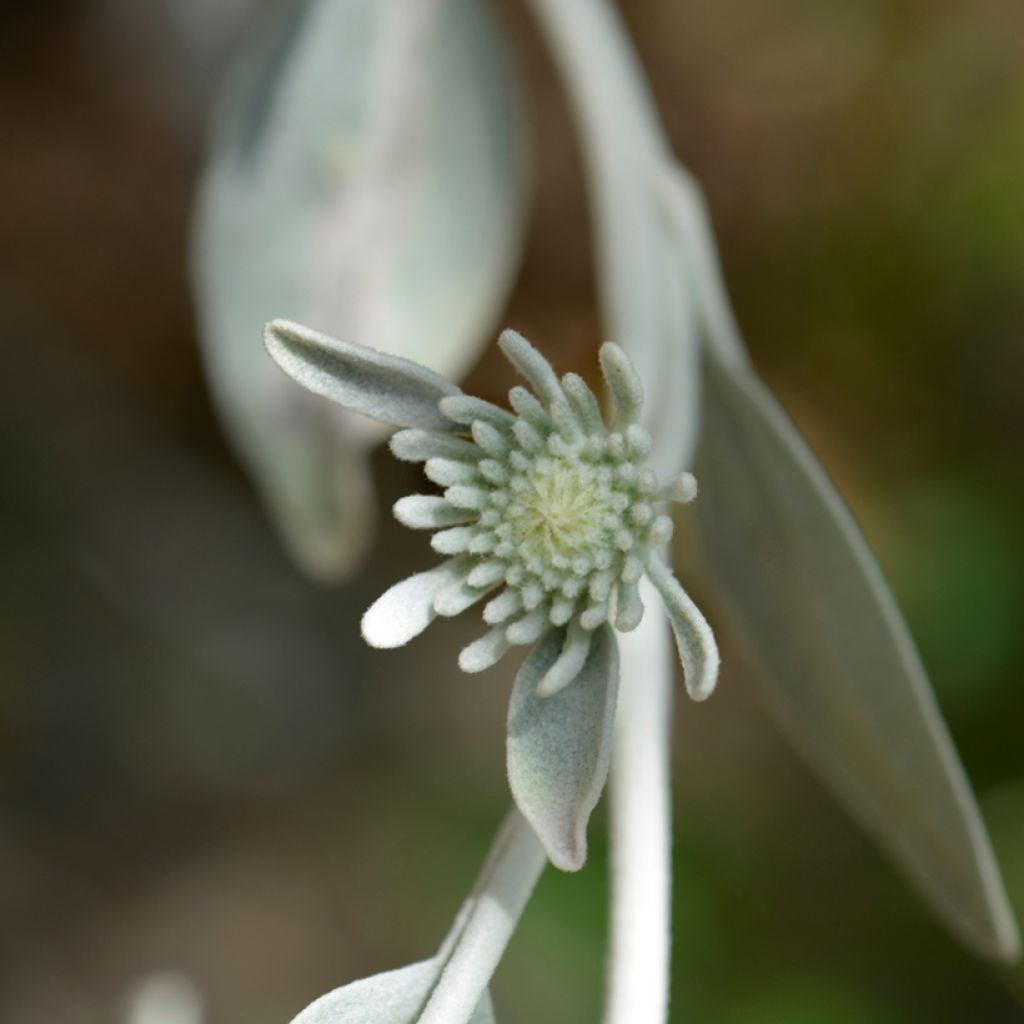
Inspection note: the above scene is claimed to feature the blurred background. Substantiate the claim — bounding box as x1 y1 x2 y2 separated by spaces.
2 1 1023 1022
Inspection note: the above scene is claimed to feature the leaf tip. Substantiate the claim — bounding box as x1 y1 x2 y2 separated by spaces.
544 831 587 873
262 317 302 360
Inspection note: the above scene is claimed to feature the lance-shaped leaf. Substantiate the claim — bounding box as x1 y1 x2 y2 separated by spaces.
191 0 527 580
696 352 1021 962
507 625 620 871
265 320 461 430
288 960 495 1024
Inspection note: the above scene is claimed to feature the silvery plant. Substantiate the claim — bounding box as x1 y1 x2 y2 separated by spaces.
191 1 1020 1021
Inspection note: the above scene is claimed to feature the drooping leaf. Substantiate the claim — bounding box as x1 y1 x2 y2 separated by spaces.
695 353 1020 962
507 625 620 871
289 958 495 1024
191 0 527 580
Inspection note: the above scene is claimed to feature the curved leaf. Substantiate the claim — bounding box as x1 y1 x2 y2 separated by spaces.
507 625 619 871
696 353 1020 962
191 0 527 580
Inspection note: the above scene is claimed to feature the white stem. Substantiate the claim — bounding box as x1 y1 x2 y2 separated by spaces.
419 808 548 1024
524 0 701 477
605 579 675 1024
527 0 750 382
525 0 662 344
525 2 681 1021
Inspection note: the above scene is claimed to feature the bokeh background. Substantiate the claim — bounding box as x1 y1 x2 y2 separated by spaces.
2 1 1024 1022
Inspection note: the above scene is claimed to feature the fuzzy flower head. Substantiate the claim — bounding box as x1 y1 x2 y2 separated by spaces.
267 320 718 704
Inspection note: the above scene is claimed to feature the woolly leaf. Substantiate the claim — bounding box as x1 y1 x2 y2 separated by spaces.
696 353 1020 962
289 959 495 1024
507 625 619 871
265 320 459 430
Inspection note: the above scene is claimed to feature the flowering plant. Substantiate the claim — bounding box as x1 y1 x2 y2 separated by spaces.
190 0 1020 1021
266 319 717 873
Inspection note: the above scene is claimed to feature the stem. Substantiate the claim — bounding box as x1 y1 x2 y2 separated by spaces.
527 0 750 380
419 808 548 1024
524 0 701 476
605 578 675 1024
524 2 683 1021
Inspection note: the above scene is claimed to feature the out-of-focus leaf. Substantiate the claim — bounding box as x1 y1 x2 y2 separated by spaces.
507 625 619 871
289 959 495 1024
191 0 527 580
695 352 1021 962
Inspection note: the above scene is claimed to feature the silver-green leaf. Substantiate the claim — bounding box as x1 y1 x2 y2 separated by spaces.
696 353 1021 962
507 625 620 871
265 320 461 430
289 959 495 1024
191 0 527 580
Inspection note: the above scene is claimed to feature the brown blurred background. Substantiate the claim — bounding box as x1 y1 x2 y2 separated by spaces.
2 1 1024 1022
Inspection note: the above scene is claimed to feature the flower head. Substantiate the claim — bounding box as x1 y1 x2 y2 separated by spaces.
266 320 718 703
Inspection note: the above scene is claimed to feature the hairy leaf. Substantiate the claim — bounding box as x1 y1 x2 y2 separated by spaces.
507 625 619 871
289 959 495 1024
265 320 460 429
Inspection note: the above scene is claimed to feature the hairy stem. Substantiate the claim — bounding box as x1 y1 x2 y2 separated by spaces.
524 2 682 1021
605 578 675 1024
524 0 701 477
419 808 547 1024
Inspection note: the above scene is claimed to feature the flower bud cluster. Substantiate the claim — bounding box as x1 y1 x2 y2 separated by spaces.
386 331 697 693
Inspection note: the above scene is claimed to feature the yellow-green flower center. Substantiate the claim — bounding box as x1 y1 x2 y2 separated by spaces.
506 459 612 565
